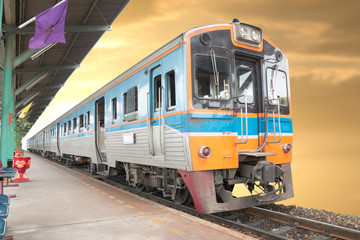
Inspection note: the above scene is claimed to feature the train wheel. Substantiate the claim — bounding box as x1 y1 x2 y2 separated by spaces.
135 183 145 191
173 187 191 205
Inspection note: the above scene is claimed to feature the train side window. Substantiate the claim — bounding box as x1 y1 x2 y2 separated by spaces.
68 120 71 134
266 68 288 106
124 86 138 122
112 98 117 123
87 111 90 130
166 71 176 111
73 118 77 133
64 123 67 136
154 75 162 111
79 114 84 132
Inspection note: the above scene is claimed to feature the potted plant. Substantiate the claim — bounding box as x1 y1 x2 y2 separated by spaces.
13 119 33 182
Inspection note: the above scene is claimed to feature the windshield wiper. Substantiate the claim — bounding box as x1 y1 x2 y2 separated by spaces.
210 49 220 99
269 64 279 104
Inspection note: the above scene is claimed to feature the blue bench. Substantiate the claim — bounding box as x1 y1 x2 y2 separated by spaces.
0 218 6 239
0 196 9 206
0 204 8 219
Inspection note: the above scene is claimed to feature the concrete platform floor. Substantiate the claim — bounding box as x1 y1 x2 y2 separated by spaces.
5 153 256 240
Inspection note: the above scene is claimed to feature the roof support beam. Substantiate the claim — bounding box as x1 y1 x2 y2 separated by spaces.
2 24 112 33
32 97 54 102
13 64 80 73
26 114 41 121
14 71 47 96
15 91 39 109
29 84 63 92
12 49 38 69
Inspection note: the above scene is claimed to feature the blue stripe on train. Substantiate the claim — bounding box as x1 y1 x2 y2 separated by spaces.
104 113 293 135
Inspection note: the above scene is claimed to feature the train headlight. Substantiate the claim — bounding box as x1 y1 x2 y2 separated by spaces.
233 21 262 47
199 146 211 158
283 144 292 153
239 26 248 38
251 30 260 41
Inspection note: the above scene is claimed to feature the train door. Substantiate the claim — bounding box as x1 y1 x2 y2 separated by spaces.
148 65 165 160
95 97 107 162
56 123 60 155
235 58 261 151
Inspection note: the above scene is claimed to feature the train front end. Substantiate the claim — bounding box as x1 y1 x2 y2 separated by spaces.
180 20 294 214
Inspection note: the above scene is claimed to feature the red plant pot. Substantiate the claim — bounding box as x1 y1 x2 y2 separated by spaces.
13 156 31 182
15 150 24 157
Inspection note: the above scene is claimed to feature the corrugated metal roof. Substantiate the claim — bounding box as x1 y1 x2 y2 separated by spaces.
1 0 129 123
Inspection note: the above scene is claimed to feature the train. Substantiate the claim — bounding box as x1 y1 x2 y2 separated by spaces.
27 19 294 214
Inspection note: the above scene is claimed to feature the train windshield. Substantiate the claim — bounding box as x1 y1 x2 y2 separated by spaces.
193 55 230 100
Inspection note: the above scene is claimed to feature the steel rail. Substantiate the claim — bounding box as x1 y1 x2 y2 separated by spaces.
243 207 360 240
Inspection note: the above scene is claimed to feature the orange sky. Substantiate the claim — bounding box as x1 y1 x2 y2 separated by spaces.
25 0 360 216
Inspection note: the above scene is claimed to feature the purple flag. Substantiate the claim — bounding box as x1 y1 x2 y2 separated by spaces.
28 0 69 49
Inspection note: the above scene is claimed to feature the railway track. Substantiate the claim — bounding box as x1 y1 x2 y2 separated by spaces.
59 161 360 240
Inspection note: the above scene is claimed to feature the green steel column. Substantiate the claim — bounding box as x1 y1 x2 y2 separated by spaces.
10 72 15 157
0 0 3 31
0 35 14 167
0 0 2 153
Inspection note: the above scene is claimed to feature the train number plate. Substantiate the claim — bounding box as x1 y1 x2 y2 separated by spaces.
123 133 135 145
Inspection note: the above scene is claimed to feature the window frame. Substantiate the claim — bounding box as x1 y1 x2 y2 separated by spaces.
64 123 67 136
112 97 117 123
193 54 231 101
123 86 138 122
68 120 71 134
236 66 256 105
87 111 90 130
154 75 162 111
166 70 176 111
73 117 77 133
266 67 289 107
79 114 84 132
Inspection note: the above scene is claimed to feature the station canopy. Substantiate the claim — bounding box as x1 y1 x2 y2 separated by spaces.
1 0 129 123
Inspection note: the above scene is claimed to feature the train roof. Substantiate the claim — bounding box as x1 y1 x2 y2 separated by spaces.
28 23 245 138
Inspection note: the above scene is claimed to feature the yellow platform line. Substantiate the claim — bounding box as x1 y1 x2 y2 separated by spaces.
169 228 183 235
152 219 165 224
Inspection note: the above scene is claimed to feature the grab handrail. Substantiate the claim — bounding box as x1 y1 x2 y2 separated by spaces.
235 94 249 144
267 98 281 144
147 92 154 155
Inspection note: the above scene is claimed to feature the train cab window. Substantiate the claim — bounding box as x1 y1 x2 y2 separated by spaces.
237 68 254 104
124 87 138 122
266 68 288 106
112 98 117 122
73 118 77 133
87 111 90 130
68 120 71 134
79 114 84 132
194 55 230 100
154 75 162 111
166 71 176 110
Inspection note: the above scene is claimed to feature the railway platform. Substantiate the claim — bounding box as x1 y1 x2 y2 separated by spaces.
5 153 255 240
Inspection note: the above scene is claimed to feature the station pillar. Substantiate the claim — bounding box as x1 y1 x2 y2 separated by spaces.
0 35 15 167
